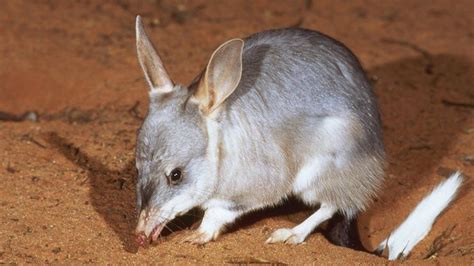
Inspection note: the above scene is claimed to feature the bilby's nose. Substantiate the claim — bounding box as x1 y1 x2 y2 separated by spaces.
135 231 148 247
134 209 149 247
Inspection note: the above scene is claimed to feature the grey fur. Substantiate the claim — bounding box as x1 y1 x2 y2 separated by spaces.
134 20 385 242
214 29 385 217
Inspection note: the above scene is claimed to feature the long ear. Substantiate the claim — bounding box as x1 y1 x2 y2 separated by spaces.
194 38 244 115
135 16 174 93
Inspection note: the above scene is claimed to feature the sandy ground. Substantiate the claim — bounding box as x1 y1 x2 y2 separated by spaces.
0 0 473 264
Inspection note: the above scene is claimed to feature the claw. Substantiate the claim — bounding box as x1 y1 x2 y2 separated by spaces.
266 228 305 245
182 230 214 245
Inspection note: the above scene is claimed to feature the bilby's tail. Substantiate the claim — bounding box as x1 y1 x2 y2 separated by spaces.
375 172 464 260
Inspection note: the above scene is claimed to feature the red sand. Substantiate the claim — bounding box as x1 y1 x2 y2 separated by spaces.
0 1 473 264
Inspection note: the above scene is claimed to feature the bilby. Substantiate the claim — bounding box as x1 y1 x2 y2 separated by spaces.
132 16 463 260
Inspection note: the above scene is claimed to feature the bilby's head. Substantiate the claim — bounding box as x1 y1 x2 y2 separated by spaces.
133 16 244 246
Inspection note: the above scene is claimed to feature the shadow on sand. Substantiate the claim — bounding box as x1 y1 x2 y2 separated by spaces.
45 132 140 253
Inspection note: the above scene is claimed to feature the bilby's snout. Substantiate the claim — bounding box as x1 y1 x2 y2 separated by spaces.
135 208 163 247
134 209 149 247
135 209 148 235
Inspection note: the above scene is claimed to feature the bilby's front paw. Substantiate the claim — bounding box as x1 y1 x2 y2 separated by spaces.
181 230 217 245
265 228 306 245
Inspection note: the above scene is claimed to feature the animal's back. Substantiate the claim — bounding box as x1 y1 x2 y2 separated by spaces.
228 28 383 152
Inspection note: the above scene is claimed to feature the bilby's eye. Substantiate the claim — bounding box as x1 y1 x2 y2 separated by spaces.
168 168 182 184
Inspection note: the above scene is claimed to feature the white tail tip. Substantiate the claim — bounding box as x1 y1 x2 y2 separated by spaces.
377 171 463 260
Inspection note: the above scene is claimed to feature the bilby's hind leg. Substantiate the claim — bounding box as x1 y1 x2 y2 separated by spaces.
266 203 336 244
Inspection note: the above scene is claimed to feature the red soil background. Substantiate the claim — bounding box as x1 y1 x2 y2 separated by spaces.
0 0 473 264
